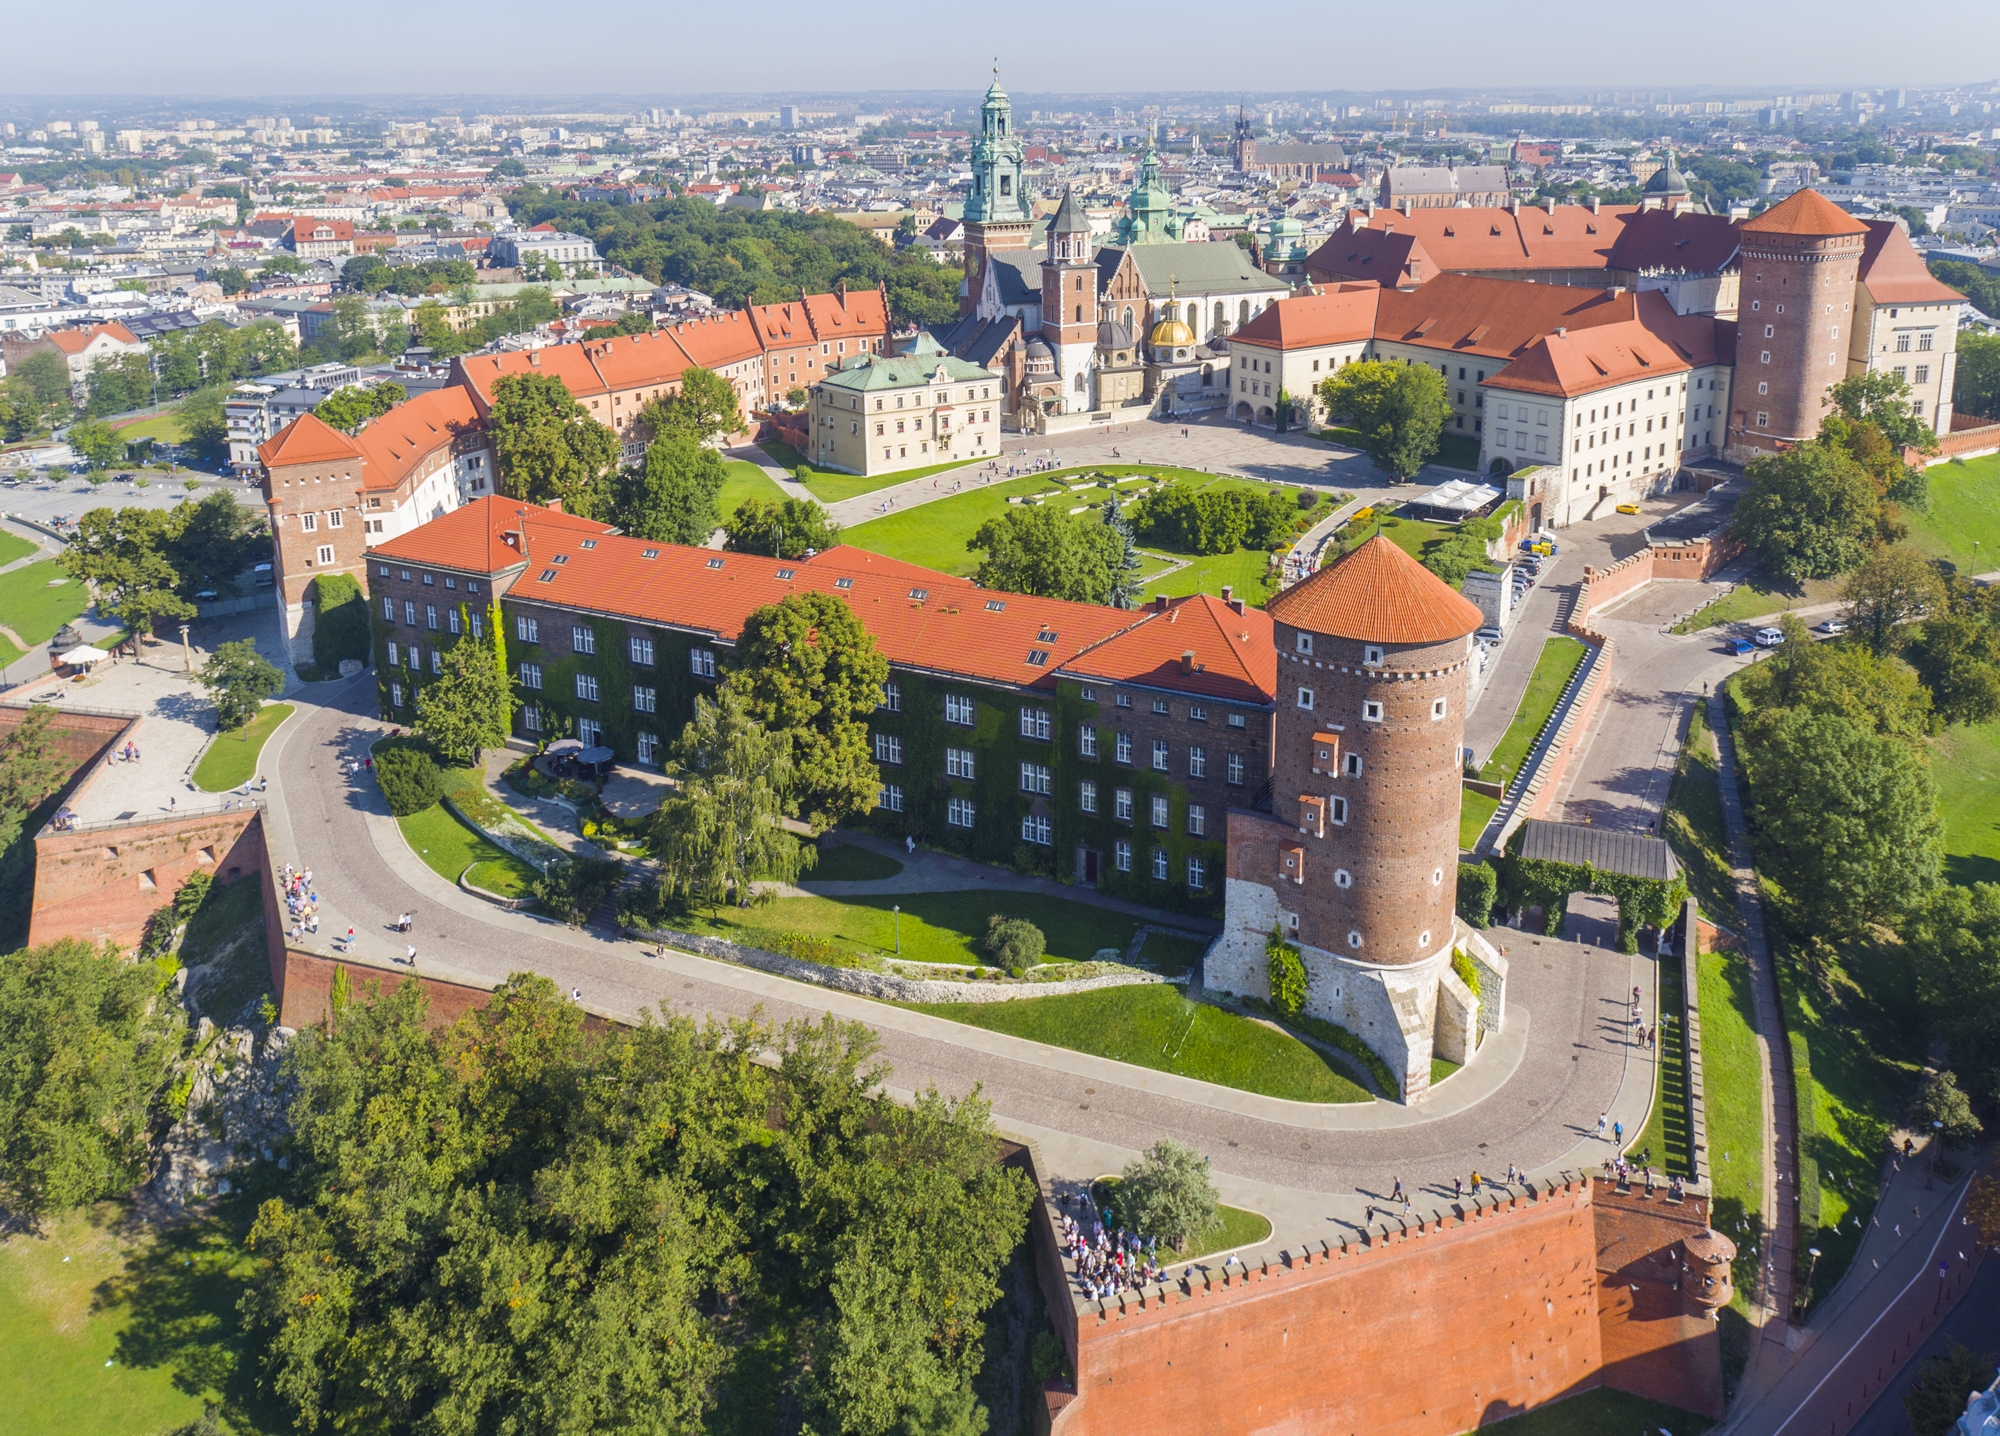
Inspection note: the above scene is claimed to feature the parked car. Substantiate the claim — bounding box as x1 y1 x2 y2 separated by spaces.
1728 638 1755 655
1615 503 1641 515
1477 627 1505 644
1754 626 1786 647
1815 618 1848 635
253 563 273 588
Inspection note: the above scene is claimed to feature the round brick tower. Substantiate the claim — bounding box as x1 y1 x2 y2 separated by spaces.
1264 535 1485 966
1730 189 1869 457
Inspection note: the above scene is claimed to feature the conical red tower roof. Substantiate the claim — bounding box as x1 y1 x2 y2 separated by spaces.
1267 533 1485 645
1738 188 1868 237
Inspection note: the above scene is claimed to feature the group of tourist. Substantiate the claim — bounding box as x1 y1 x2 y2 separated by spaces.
281 862 318 939
1058 1194 1166 1302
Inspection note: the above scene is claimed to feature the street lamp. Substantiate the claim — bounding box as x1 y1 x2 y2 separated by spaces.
1799 1246 1822 1319
892 904 900 956
1928 1118 1945 1188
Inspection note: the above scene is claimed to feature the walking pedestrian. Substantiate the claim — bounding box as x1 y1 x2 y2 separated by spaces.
405 944 417 968
1597 1112 1608 1140
1453 1176 1463 1200
1614 1119 1624 1145
1391 1177 1403 1201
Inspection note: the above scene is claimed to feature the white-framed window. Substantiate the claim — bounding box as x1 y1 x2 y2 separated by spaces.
1331 795 1348 824
1187 804 1206 837
879 783 904 813
1362 700 1383 722
390 681 403 707
1187 856 1206 890
690 647 716 679
1227 752 1245 786
386 641 399 666
637 732 660 766
578 718 601 747
1020 762 1051 794
1021 814 1051 846
634 685 656 713
946 746 975 780
1114 787 1133 822
945 693 974 725
1432 867 1445 886
426 605 438 630
947 797 976 828
520 663 543 690
1020 706 1051 741
1115 732 1132 764
448 608 461 635
1078 724 1097 758
301 512 317 533
523 704 541 733
1347 930 1363 950
1297 687 1314 710
1151 698 1169 716
1344 752 1362 777
470 611 483 639
1115 693 1132 709
317 545 336 566
1151 739 1169 771
572 625 595 655
874 733 903 765
1431 697 1447 721
1188 745 1206 779
382 595 394 621
1151 847 1169 880
327 510 343 529
1228 712 1246 729
1295 632 1313 654
1363 645 1383 667
428 649 441 675
575 673 600 702
1150 793 1169 829
1079 780 1098 814
883 680 902 712
630 635 655 665
1114 839 1132 872
516 615 538 643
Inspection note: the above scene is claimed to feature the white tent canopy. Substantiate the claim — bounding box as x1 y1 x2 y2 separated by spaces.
1411 479 1503 518
57 645 105 665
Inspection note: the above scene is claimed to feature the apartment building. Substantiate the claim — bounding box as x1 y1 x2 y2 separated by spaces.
809 342 1002 477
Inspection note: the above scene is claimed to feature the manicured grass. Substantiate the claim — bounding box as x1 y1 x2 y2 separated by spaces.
1464 1387 1713 1436
1665 699 1736 923
678 888 1137 967
909 984 1374 1103
802 841 904 883
1632 944 1694 1176
757 438 981 504
1091 1176 1272 1262
111 412 190 444
399 800 541 895
1697 942 1766 1388
1933 716 2000 885
191 702 293 792
1901 451 2000 572
716 458 788 519
1433 431 1482 472
1431 1055 1462 1086
1139 545 1279 604
0 634 23 670
1477 637 1587 785
1133 931 1207 978
0 527 38 566
1458 788 1499 850
0 560 90 644
0 1198 284 1436
1671 571 1842 633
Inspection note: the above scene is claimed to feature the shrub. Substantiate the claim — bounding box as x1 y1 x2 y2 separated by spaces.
1265 926 1307 1017
310 572 370 670
1029 1331 1069 1384
532 855 622 926
985 915 1045 968
1451 947 1482 999
375 747 442 816
1456 862 1498 927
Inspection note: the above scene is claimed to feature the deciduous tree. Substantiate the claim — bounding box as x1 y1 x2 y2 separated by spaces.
1831 368 1936 454
1315 359 1448 480
638 364 741 446
312 382 405 435
649 684 809 910
1731 441 1878 582
68 416 123 468
1117 1139 1220 1253
1907 884 2000 1106
486 371 620 516
415 625 514 766
968 503 1120 603
200 639 284 731
722 495 839 559
1841 545 1946 655
615 431 726 545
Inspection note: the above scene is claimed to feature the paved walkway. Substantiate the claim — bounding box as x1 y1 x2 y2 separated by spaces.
1708 691 1801 1389
271 677 1663 1253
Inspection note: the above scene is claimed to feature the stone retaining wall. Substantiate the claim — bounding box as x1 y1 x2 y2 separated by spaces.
628 924 1176 1004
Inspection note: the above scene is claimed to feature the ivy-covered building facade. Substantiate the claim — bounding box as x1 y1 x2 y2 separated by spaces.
365 496 1275 917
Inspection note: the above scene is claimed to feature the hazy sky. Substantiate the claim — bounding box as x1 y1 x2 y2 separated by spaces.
8 0 1998 98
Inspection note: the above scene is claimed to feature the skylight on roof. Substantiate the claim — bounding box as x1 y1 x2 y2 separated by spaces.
1037 627 1058 642
551 554 568 565
580 539 598 549
706 557 724 569
909 588 928 601
776 568 795 580
1025 650 1049 667
538 569 558 583
835 577 854 589
985 599 1005 612
641 548 659 559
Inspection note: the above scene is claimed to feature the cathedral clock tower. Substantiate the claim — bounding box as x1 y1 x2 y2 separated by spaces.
960 66 1035 315
1040 186 1097 412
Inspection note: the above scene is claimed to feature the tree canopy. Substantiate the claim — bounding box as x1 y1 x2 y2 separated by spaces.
61 493 265 636
967 503 1124 604
1955 331 2000 422
648 684 810 911
613 431 726 545
638 365 741 447
487 372 622 516
722 496 840 559
201 639 285 731
1315 360 1448 480
1840 544 1945 656
1730 439 1879 583
242 974 1032 1436
313 382 406 435
416 621 513 766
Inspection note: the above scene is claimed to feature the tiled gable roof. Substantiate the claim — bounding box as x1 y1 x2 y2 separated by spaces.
1062 594 1276 705
1231 286 1380 349
1483 318 1696 398
1604 209 1740 275
352 386 482 492
1856 220 1964 305
258 412 365 469
1266 534 1483 645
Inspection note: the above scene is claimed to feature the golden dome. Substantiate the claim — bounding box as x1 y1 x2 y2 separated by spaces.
1148 315 1195 349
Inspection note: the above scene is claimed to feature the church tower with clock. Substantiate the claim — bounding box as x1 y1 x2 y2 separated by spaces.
959 67 1035 316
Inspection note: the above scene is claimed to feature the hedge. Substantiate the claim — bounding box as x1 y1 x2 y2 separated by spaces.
376 747 442 817
311 571 371 671
1497 850 1686 953
1456 861 1497 928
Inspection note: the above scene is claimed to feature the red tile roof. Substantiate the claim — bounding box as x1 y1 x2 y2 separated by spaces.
1372 273 1648 362
369 500 1277 700
1856 220 1964 305
1738 188 1868 237
1309 204 1639 283
1266 535 1483 646
258 412 364 469
352 385 483 492
1481 318 1698 399
42 321 142 354
1603 208 1741 275
1231 286 1380 349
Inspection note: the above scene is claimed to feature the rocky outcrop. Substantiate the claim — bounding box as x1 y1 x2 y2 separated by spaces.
150 1018 294 1211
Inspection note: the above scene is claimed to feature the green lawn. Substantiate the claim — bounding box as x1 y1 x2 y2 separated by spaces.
1901 451 2000 572
399 800 541 896
0 560 90 644
678 888 1137 968
0 1198 284 1436
1698 942 1767 1389
192 702 293 792
111 412 189 444
1933 716 2000 885
0 527 38 566
756 438 982 504
801 841 905 883
717 458 789 519
1477 637 1587 785
1665 700 1736 923
1433 431 1482 472
1465 1388 1713 1436
1671 572 1842 633
1458 788 1499 850
1138 546 1280 605
1133 931 1207 978
1091 1176 1272 1262
0 634 24 670
909 983 1374 1103
1631 945 1694 1177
